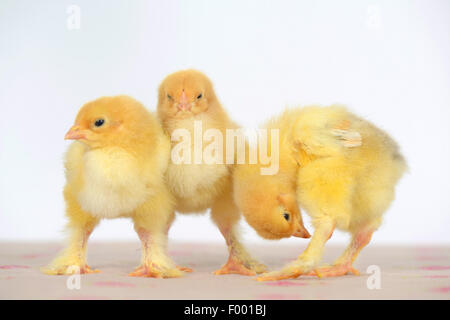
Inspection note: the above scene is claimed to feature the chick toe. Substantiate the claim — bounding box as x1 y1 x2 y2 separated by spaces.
256 269 304 282
311 264 360 278
128 263 184 278
41 263 100 276
177 265 194 273
213 255 258 276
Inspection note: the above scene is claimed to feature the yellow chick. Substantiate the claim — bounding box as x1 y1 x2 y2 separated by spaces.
157 69 266 275
233 105 407 281
42 95 184 278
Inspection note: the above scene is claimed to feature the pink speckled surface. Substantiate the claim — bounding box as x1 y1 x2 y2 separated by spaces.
0 242 449 300
420 266 450 271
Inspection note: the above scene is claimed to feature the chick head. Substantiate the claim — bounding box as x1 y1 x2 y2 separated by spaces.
65 95 151 149
157 69 218 120
241 191 311 240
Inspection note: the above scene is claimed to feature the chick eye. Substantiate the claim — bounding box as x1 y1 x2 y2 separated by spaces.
197 93 202 99
283 212 290 221
94 119 105 127
167 94 172 100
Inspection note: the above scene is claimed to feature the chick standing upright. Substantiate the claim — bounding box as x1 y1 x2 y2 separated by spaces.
157 69 266 275
233 105 407 280
43 95 183 278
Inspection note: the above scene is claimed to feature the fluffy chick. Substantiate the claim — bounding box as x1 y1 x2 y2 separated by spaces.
233 110 312 242
157 69 266 275
233 105 407 281
42 95 183 278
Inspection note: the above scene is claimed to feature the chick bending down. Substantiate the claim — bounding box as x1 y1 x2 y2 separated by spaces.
157 70 266 275
42 95 184 278
233 106 407 281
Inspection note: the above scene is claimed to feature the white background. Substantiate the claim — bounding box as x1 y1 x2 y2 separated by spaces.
1 0 449 245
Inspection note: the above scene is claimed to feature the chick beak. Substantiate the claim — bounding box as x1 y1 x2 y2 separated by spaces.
65 125 87 140
177 91 191 111
292 224 311 239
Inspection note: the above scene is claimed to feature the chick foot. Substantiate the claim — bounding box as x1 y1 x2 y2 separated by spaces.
128 263 184 278
256 259 313 281
243 258 267 274
214 257 255 276
177 265 194 273
213 255 266 276
308 264 360 278
42 263 100 276
256 268 304 281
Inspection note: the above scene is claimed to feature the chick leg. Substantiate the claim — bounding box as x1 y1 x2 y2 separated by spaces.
42 199 99 275
129 201 183 278
128 227 183 278
165 214 193 273
310 228 374 278
257 217 335 281
211 192 267 276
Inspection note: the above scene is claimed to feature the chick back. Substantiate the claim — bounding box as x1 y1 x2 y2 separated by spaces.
292 106 407 231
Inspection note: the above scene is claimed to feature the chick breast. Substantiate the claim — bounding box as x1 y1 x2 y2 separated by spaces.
75 146 153 219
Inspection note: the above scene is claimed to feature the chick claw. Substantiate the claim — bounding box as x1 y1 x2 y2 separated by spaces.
80 264 101 274
128 263 183 278
177 265 193 273
213 256 263 276
308 264 360 278
256 269 304 282
42 263 100 275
